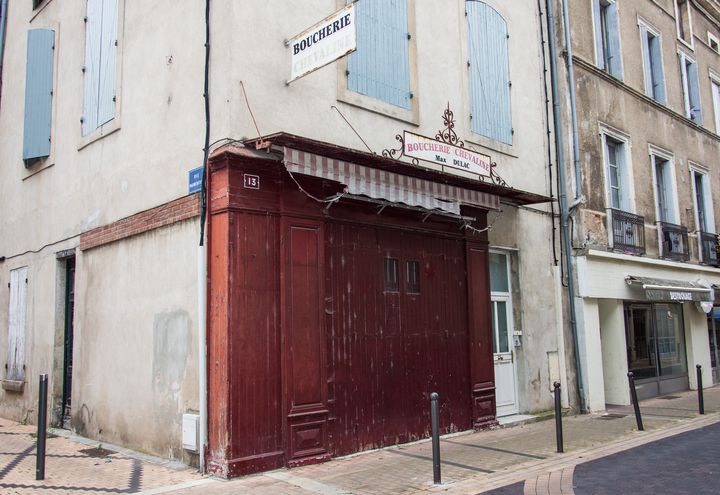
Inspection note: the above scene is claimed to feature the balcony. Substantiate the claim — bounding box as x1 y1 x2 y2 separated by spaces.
609 209 645 255
659 222 689 262
699 231 720 266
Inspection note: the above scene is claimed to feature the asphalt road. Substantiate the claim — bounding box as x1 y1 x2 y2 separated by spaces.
485 421 720 495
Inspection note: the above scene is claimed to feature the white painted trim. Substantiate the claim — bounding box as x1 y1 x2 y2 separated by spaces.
708 31 720 53
649 150 680 225
637 17 666 102
598 122 635 213
674 0 695 50
586 248 720 273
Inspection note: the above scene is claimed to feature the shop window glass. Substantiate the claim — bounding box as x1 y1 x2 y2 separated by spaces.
489 252 509 293
655 304 687 376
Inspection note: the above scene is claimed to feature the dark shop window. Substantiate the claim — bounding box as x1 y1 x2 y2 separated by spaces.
384 258 399 292
406 260 420 294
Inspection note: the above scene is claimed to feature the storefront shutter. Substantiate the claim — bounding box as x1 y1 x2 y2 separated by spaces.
467 1 512 144
22 29 54 161
347 0 411 109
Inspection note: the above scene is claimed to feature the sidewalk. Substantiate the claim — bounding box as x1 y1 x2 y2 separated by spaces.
1 387 718 495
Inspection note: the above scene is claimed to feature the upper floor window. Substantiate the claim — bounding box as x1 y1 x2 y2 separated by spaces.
708 32 720 53
675 0 693 46
679 52 702 123
651 153 678 224
711 75 720 133
692 169 715 234
639 22 666 103
82 0 119 136
346 0 412 110
602 132 632 211
593 0 623 79
467 1 512 144
22 29 55 162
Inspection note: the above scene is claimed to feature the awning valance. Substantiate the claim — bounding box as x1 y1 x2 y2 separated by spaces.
283 147 501 216
625 275 713 302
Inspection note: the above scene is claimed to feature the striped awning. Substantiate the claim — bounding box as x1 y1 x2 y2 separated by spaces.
283 148 501 215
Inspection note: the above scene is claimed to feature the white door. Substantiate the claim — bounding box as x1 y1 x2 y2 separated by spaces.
492 297 518 416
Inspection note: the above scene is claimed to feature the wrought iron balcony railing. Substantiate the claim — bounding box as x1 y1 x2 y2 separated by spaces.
659 222 689 262
699 231 720 266
609 209 645 255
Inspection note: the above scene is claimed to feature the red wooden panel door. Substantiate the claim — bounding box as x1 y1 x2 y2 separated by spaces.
326 224 473 456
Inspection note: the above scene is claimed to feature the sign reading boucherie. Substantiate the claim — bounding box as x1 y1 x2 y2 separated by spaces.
287 3 356 83
403 131 492 178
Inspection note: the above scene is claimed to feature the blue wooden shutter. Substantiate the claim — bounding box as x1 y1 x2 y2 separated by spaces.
592 0 605 69
467 1 512 144
22 29 54 160
649 35 666 103
97 0 118 126
606 2 623 79
83 0 102 135
688 60 702 123
640 26 652 95
347 0 411 109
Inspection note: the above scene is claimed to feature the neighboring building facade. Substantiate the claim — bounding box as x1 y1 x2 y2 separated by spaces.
556 0 720 410
0 0 566 474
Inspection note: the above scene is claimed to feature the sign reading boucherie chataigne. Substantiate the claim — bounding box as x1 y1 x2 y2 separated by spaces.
403 131 492 178
287 3 356 83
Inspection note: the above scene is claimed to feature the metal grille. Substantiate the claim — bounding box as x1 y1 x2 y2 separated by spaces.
700 231 719 266
610 209 645 255
659 222 689 262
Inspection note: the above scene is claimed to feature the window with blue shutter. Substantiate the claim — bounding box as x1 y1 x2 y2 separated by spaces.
593 0 623 79
83 0 118 136
347 0 412 109
22 29 54 161
640 24 666 103
467 1 512 145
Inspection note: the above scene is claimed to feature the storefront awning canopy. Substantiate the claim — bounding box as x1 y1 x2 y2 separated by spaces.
283 147 500 215
625 275 713 302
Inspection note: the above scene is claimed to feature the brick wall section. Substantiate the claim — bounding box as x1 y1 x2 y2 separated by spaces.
80 194 201 251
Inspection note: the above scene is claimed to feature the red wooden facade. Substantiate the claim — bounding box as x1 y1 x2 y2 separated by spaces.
206 139 515 477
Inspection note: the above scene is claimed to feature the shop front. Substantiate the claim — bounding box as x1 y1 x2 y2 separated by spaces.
204 133 547 476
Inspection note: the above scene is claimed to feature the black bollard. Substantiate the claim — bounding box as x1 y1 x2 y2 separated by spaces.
697 365 705 415
627 372 644 431
430 392 441 485
553 382 564 453
36 373 48 480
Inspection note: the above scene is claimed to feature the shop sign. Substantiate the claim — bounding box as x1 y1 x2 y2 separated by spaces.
645 289 701 302
403 131 491 178
287 3 356 83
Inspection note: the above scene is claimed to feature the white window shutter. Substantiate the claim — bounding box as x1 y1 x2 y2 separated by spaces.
593 0 605 69
97 0 118 126
606 3 623 78
6 267 28 382
82 0 102 135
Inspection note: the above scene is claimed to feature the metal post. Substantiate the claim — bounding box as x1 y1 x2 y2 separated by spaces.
36 373 48 480
697 365 705 415
627 372 644 431
430 392 441 485
553 382 564 453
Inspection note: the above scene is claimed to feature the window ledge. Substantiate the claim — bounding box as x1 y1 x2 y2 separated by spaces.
336 92 419 127
464 133 517 158
78 118 121 151
2 380 25 393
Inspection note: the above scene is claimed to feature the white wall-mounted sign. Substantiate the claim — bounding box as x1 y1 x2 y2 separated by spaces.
403 131 492 178
287 3 356 83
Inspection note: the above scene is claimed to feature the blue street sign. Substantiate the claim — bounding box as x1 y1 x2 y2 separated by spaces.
188 166 203 194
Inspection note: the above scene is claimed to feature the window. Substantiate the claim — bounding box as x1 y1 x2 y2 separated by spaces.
22 29 54 161
405 260 420 294
675 0 692 46
711 77 720 133
5 267 28 383
639 22 666 103
708 32 720 53
384 258 399 292
603 135 631 211
82 0 119 136
489 251 512 355
467 1 512 144
346 0 411 110
593 0 623 79
692 169 715 233
679 52 702 123
652 154 677 224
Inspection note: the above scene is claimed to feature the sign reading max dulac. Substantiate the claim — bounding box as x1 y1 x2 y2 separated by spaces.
403 132 491 178
287 3 356 83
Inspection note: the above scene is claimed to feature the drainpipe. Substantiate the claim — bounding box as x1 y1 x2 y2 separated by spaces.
545 0 587 413
560 0 583 201
0 0 9 100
